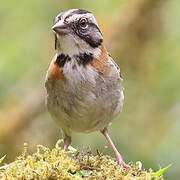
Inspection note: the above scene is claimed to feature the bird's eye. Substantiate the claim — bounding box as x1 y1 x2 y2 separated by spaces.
79 18 88 28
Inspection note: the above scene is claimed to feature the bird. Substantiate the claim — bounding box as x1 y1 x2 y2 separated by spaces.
45 9 130 168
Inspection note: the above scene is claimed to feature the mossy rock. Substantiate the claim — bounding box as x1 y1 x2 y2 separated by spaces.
0 140 167 180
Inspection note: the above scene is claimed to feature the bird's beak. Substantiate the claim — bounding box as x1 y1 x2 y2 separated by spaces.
52 20 69 35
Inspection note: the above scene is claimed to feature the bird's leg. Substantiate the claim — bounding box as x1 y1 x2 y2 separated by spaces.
63 135 71 151
101 128 130 168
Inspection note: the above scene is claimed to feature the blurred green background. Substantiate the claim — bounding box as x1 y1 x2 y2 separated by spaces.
0 0 180 179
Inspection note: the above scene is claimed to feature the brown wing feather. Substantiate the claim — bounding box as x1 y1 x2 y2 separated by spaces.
90 44 116 75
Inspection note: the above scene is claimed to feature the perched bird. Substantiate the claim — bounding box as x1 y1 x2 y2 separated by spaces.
45 9 130 168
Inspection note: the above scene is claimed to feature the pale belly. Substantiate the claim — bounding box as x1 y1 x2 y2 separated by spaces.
46 78 124 135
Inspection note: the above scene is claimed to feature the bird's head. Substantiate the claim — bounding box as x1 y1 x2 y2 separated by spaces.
52 9 103 56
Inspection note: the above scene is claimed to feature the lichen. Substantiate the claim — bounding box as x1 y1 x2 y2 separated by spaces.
0 140 164 180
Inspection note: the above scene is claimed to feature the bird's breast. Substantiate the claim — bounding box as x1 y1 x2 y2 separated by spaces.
45 53 124 134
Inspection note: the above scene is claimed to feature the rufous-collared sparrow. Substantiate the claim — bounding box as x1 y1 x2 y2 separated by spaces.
45 9 130 168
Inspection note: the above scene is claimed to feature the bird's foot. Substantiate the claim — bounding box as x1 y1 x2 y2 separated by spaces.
115 153 131 169
63 135 71 152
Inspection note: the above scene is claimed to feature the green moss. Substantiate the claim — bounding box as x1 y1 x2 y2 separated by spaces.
0 140 165 180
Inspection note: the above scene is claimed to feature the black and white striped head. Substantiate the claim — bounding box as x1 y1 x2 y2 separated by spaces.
52 9 103 55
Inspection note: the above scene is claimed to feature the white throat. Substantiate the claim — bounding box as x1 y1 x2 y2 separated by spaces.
56 34 101 58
